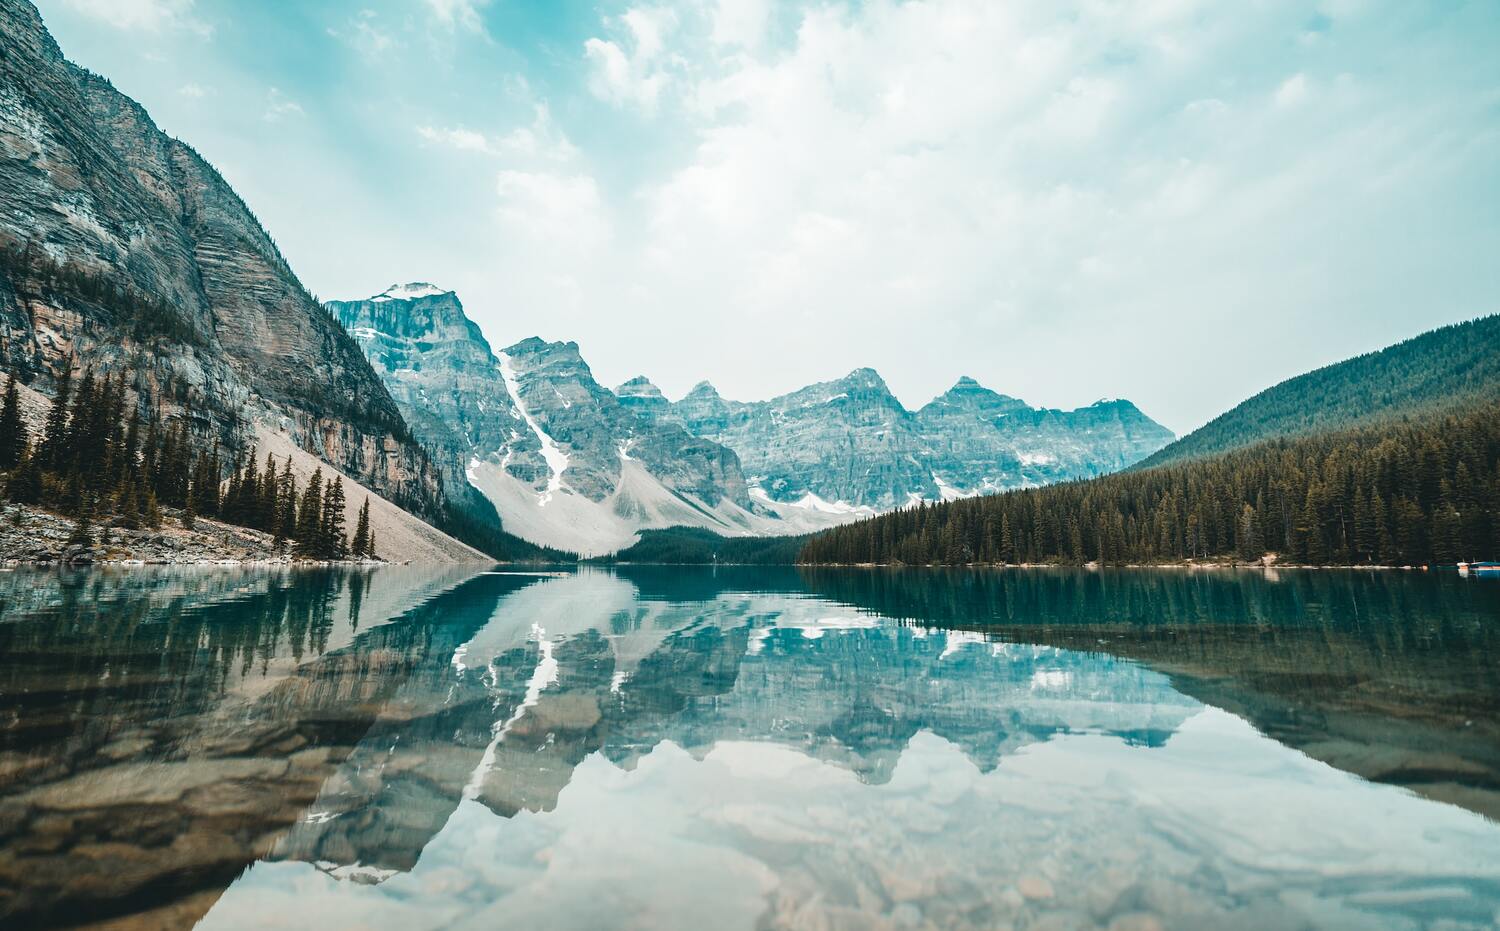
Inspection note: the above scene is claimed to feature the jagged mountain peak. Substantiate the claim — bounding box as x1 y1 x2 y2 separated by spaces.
923 376 1028 416
838 366 890 390
504 336 579 356
616 376 666 399
685 380 722 400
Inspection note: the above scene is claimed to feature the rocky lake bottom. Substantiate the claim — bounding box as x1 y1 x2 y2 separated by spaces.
0 565 1496 930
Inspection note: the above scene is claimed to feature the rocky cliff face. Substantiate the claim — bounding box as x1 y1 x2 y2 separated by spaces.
669 369 935 509
0 0 442 518
655 371 1175 509
327 285 533 519
915 380 1176 495
331 287 853 555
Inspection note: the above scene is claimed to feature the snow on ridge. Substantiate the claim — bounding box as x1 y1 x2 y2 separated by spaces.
931 474 973 502
749 487 874 517
497 352 569 506
371 282 448 302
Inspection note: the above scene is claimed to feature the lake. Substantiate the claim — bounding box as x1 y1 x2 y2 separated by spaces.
0 566 1497 930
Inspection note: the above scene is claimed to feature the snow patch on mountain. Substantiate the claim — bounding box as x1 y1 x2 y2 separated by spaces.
497 352 569 506
372 282 448 302
467 457 862 555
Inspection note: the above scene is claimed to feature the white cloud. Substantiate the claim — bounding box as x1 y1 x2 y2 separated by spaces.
60 0 208 34
418 105 579 163
424 0 488 33
710 0 770 48
495 171 608 245
262 88 305 123
445 0 1499 434
177 83 209 98
1274 73 1309 108
331 9 398 56
584 7 678 111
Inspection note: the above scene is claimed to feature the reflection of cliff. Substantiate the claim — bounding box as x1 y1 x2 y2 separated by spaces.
275 571 1197 881
0 567 523 929
798 567 1500 821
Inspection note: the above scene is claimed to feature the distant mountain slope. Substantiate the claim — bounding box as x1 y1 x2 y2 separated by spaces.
633 371 1173 509
1138 314 1500 469
0 0 446 522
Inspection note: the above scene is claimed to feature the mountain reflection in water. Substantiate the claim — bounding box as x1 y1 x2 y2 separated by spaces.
0 566 1496 930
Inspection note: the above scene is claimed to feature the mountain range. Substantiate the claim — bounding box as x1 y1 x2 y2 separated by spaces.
329 285 1174 554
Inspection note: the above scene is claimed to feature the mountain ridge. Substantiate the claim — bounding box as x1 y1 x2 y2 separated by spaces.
1136 313 1500 470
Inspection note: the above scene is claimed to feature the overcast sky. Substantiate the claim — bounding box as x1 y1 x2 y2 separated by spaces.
34 0 1500 434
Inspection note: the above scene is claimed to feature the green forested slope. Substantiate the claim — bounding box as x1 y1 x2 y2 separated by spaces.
1138 314 1500 469
799 401 1500 567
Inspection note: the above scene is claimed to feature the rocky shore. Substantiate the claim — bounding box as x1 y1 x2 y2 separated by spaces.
0 504 384 566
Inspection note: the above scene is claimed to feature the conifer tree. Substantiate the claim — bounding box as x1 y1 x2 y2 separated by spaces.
351 496 371 558
0 373 25 470
66 494 95 550
321 477 347 559
37 364 72 472
294 468 323 558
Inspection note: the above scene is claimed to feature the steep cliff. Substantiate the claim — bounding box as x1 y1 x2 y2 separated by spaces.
0 0 444 520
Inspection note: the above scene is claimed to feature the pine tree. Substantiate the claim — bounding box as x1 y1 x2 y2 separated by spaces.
351 497 371 558
294 468 323 558
276 460 297 546
0 373 25 470
182 474 198 530
66 494 95 550
37 364 72 472
321 477 347 559
6 453 43 504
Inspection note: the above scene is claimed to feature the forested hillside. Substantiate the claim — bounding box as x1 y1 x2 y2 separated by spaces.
1138 315 1500 468
799 402 1500 567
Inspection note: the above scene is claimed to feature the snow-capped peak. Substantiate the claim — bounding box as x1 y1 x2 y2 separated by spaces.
371 282 448 303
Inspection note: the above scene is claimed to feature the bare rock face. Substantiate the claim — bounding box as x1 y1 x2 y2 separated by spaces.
0 0 442 519
915 379 1177 494
662 372 1175 509
670 369 937 509
328 286 538 510
500 336 752 509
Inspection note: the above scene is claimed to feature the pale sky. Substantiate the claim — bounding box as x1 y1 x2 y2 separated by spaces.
33 0 1500 434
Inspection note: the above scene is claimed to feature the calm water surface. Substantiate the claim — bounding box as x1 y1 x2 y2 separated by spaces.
0 566 1497 930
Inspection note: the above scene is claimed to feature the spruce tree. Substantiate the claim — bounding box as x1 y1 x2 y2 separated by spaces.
0 373 25 470
321 477 347 559
351 497 371 558
294 469 323 558
37 364 72 472
66 494 95 550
